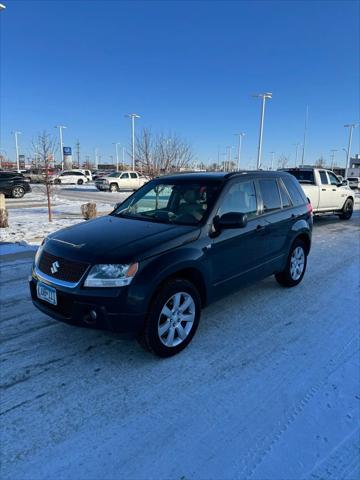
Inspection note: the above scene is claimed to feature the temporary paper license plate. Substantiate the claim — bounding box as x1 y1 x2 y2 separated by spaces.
37 282 57 306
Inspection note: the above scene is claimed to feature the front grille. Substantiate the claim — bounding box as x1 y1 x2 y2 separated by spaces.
38 250 89 283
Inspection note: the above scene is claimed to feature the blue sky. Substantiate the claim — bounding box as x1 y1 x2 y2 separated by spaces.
1 0 359 168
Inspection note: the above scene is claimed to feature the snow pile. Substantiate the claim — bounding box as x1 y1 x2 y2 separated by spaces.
0 202 114 245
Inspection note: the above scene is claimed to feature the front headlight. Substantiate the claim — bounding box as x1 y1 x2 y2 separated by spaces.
84 263 138 287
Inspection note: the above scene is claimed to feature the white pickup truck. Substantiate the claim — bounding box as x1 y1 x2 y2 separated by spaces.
95 170 149 192
282 168 354 220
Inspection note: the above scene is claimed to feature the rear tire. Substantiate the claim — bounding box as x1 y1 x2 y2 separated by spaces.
339 198 353 220
11 186 25 198
110 183 119 192
275 238 308 287
54 179 61 185
138 278 201 357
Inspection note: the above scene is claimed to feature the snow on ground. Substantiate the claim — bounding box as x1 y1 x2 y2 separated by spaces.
1 184 131 245
0 213 359 480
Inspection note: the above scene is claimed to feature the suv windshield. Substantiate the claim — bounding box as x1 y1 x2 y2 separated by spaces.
112 179 222 225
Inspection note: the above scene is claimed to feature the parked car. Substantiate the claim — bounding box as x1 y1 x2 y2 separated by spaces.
347 177 360 190
0 171 32 198
73 169 92 181
52 170 89 185
95 170 149 192
281 167 354 219
30 171 312 357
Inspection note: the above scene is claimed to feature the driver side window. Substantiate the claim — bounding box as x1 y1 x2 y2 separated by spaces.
218 181 258 218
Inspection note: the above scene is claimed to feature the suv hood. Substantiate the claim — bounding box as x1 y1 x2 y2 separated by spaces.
45 215 200 264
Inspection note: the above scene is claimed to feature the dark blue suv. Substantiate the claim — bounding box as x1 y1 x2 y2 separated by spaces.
30 171 312 357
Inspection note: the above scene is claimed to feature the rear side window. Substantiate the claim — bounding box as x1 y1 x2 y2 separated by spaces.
130 173 137 179
286 170 315 184
319 171 328 184
282 176 307 206
258 179 281 213
278 180 292 208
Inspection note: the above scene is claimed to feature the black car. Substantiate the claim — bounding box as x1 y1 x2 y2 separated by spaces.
0 171 32 198
30 171 312 357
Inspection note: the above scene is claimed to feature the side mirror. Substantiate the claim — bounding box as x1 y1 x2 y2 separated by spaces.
342 180 348 186
215 212 248 230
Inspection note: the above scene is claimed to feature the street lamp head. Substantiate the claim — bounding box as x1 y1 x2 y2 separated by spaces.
252 92 272 99
125 113 141 119
344 123 358 128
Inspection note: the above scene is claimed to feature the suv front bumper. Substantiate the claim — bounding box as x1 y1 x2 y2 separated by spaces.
29 274 145 334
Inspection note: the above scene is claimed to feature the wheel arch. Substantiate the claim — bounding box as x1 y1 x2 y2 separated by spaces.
342 195 354 209
148 266 207 310
293 232 311 254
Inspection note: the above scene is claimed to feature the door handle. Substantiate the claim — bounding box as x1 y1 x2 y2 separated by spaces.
321 188 326 191
332 188 336 191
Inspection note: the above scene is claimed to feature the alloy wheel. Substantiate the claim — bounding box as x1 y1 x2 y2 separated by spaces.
158 292 196 347
12 187 24 198
290 246 305 281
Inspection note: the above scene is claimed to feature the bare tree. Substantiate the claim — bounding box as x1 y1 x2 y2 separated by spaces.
315 156 326 168
277 154 290 169
135 128 155 176
135 129 195 177
32 131 57 222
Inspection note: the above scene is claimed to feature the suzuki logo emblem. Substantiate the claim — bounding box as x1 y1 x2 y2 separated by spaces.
50 261 60 274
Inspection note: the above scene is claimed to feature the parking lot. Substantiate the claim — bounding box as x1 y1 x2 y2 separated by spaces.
1 211 359 480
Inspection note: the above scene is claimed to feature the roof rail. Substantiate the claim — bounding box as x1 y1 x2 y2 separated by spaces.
224 171 247 179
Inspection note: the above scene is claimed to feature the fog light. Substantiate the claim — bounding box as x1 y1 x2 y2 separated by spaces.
90 310 97 321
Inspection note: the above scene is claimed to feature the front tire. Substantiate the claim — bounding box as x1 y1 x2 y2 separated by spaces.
110 183 119 192
54 179 61 185
339 198 353 220
11 186 25 198
77 179 84 185
139 278 201 357
275 239 307 287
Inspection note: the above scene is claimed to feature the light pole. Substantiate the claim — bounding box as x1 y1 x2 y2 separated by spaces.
301 106 309 166
330 149 338 169
344 123 358 171
113 142 121 171
253 92 272 169
122 146 126 170
125 113 140 171
12 131 21 171
55 125 66 170
94 148 99 170
234 132 245 170
226 146 232 171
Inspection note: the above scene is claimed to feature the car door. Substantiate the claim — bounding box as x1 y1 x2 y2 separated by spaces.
327 170 347 208
0 173 10 193
59 172 70 184
208 179 263 293
118 172 130 189
130 172 139 189
318 170 335 209
254 177 290 269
